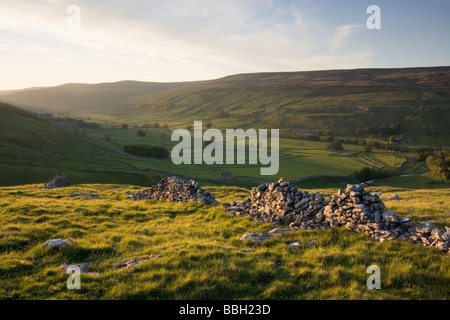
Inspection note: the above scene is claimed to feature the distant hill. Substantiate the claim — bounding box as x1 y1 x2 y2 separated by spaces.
127 67 450 124
0 101 43 118
1 67 449 141
2 67 448 116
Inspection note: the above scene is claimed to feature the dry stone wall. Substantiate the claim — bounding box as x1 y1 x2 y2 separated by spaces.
223 179 450 253
127 176 448 253
130 176 218 205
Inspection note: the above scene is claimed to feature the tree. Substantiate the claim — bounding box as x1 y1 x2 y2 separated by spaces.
372 141 382 149
206 122 213 129
326 141 343 151
122 123 128 129
353 167 390 182
364 144 373 153
123 144 169 159
389 136 395 143
153 123 160 128
333 141 343 151
425 150 449 181
137 130 146 137
356 138 367 146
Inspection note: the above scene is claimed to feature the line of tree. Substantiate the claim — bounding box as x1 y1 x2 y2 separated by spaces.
280 132 396 149
138 123 169 129
48 116 101 129
353 121 403 136
416 147 449 181
123 144 169 159
353 167 391 182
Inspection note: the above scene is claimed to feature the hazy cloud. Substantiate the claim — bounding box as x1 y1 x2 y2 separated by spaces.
328 24 364 51
0 0 448 89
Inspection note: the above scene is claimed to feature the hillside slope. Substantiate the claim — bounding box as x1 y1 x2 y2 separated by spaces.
130 67 450 116
0 81 198 114
1 67 449 143
0 102 149 186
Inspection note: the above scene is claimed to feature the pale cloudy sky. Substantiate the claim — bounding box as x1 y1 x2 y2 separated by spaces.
0 0 449 90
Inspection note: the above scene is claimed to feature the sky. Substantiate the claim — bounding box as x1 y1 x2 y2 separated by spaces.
0 0 449 90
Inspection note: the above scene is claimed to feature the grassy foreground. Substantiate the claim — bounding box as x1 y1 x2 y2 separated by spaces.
0 183 448 300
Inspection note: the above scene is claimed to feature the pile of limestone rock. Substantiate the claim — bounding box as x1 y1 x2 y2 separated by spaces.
129 176 218 205
223 179 449 253
223 179 328 228
42 176 69 189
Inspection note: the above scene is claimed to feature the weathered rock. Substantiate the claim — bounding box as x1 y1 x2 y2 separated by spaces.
268 228 284 234
112 255 162 269
442 227 450 242
112 262 128 268
386 194 400 201
268 228 291 235
416 222 434 235
382 210 399 223
69 192 100 199
42 238 74 249
129 177 217 205
123 258 142 268
60 262 90 273
288 241 301 248
59 262 99 276
148 254 163 260
240 232 272 243
436 241 450 252
431 229 444 241
1 228 21 233
222 180 449 253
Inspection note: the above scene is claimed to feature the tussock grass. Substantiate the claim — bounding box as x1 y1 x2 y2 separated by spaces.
0 184 448 300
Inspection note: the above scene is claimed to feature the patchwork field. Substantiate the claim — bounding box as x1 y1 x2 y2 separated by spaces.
60 120 421 186
1 107 422 187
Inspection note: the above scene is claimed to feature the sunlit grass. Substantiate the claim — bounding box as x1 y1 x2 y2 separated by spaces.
0 184 448 300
